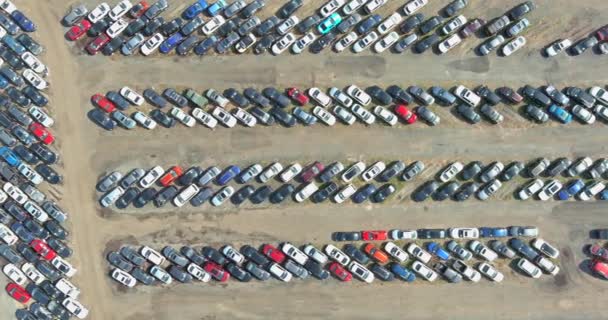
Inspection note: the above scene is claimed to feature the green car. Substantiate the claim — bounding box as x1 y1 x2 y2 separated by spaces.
184 89 208 108
317 13 342 35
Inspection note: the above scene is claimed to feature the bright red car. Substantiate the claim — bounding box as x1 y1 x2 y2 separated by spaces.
92 93 116 113
29 123 54 145
66 19 92 41
287 87 309 106
328 262 352 281
262 244 286 264
394 105 417 124
159 166 183 186
31 239 57 261
129 1 150 18
300 161 324 183
203 262 230 282
361 230 388 241
592 259 608 279
86 33 110 55
6 283 30 303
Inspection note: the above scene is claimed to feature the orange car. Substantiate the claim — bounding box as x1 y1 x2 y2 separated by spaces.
159 166 183 187
364 243 389 264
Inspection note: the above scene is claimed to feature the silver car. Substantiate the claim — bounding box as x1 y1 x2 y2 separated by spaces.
121 33 146 55
98 171 123 193
198 166 221 186
120 168 145 189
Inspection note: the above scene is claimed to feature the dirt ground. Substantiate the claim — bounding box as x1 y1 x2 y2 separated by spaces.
3 0 608 319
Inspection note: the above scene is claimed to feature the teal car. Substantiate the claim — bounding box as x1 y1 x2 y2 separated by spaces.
548 104 572 124
317 13 342 34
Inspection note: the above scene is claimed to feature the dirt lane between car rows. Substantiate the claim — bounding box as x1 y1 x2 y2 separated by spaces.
4 0 608 319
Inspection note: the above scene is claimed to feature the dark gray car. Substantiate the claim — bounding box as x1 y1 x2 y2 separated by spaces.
378 161 405 182
162 246 189 267
456 104 481 124
434 181 459 201
245 261 270 280
337 14 361 33
255 16 280 36
143 88 168 108
402 161 425 181
190 187 213 206
430 86 457 105
108 251 135 272
240 245 270 266
163 88 188 107
180 246 206 265
132 268 155 285
296 14 320 33
241 0 266 19
120 247 146 266
413 181 439 202
169 265 193 283
500 161 525 181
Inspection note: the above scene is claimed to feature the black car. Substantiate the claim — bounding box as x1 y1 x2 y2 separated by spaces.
224 88 250 108
254 34 275 54
240 245 270 266
24 219 49 239
378 162 405 182
399 13 424 34
160 18 183 36
216 31 240 54
194 35 219 55
143 17 165 36
5 201 28 221
16 243 39 263
461 161 482 180
475 86 501 106
509 1 535 19
296 14 321 33
332 231 361 242
371 263 395 281
414 34 440 53
145 0 168 19
131 268 155 285
190 187 213 206
44 220 68 240
47 238 72 259
143 88 168 108
12 221 34 243
434 181 460 201
243 88 270 107
0 243 21 264
201 246 227 265
16 34 43 55
106 91 130 110
521 85 552 107
366 86 392 105
36 164 62 184
163 88 188 107
277 0 302 19
373 184 396 203
418 228 447 239
154 186 178 207
226 263 252 282
352 184 377 204
337 14 361 33
133 188 157 208
356 14 381 35
310 32 336 54
454 182 480 201
168 265 193 283
181 16 205 35
444 0 468 16
88 17 111 37
570 36 598 56
13 145 38 164
217 19 240 38
108 251 134 272
564 86 596 108
269 183 294 204
231 185 255 205
30 143 58 164
22 86 48 107
7 86 30 107
37 262 61 282
177 34 199 55
46 300 70 320
413 181 439 202
241 0 265 18
115 187 139 209
386 85 413 105
304 260 329 280
270 107 296 127
178 166 203 185
25 283 51 305
419 16 444 34
90 109 116 130
312 182 338 203
500 161 524 181
250 185 272 204
101 35 124 56
592 229 608 239
343 244 370 264
456 104 481 124
180 246 206 265
150 109 176 128
262 87 290 108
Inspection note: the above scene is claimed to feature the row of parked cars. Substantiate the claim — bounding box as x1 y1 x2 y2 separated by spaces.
587 235 608 280
107 231 558 287
544 24 608 57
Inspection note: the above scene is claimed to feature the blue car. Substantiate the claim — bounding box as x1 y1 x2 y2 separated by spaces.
2 35 26 55
600 190 608 200
159 33 184 54
548 104 572 124
389 262 416 282
11 11 35 32
183 0 208 20
0 75 8 89
217 165 241 185
426 242 450 260
0 146 21 167
557 179 584 200
11 222 34 243
479 227 508 238
207 0 228 16
352 184 377 203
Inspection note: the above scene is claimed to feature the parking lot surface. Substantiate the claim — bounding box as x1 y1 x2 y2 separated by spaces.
5 0 608 319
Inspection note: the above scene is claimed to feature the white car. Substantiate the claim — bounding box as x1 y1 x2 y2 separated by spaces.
477 262 504 282
52 256 77 277
373 106 398 126
502 36 526 56
596 104 608 121
4 182 28 204
120 86 144 106
28 106 54 127
378 13 402 35
280 163 302 182
407 243 432 263
532 238 559 259
438 33 462 54
454 85 481 107
518 179 544 200
272 33 296 55
412 261 437 281
441 15 467 35
324 244 350 265
439 162 464 182
0 223 17 245
308 87 332 107
132 111 157 129
211 186 234 206
212 107 237 128
235 33 257 53
349 261 374 283
294 182 318 202
303 244 328 264
341 161 365 182
56 278 81 298
3 263 27 286
18 163 43 185
343 0 365 15
334 31 358 52
205 89 229 107
478 179 502 200
572 105 596 124
277 16 299 35
329 87 353 107
0 0 15 14
202 15 226 35
374 31 399 53
139 166 164 188
100 186 124 207
21 262 45 284
353 31 378 53
21 52 47 75
537 180 562 201
173 184 200 207
449 228 479 239
232 107 257 127
362 161 385 181
111 268 136 287
517 258 541 278
390 229 418 240
292 32 316 54
24 200 49 223
403 0 428 15
351 104 375 124
469 240 498 262
259 162 283 183
150 265 172 284
141 246 165 265
545 38 571 57
63 298 89 319
187 263 211 282
106 18 129 38
451 260 481 282
23 69 48 90
320 0 345 17
88 2 111 23
384 242 409 262
589 86 608 105
109 0 132 21
282 243 309 265
346 85 371 105
364 0 387 13
192 108 218 129
334 184 356 203
141 33 164 56
333 105 356 125
222 245 245 265
535 256 560 275
269 263 292 282
313 106 336 126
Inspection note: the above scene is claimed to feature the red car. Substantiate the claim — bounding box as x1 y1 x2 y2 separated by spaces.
29 123 54 145
300 161 324 183
361 230 388 241
129 1 150 18
287 87 309 106
394 105 417 124
66 19 92 41
591 244 608 261
596 25 608 41
328 262 352 281
364 243 389 264
92 93 116 113
6 283 30 303
86 33 110 55
203 262 230 282
31 239 57 261
262 244 286 264
159 166 183 186
592 259 608 279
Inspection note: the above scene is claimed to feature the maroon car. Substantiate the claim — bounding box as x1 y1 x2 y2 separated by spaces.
596 25 608 41
496 86 523 104
590 244 608 261
460 18 486 38
300 162 324 183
